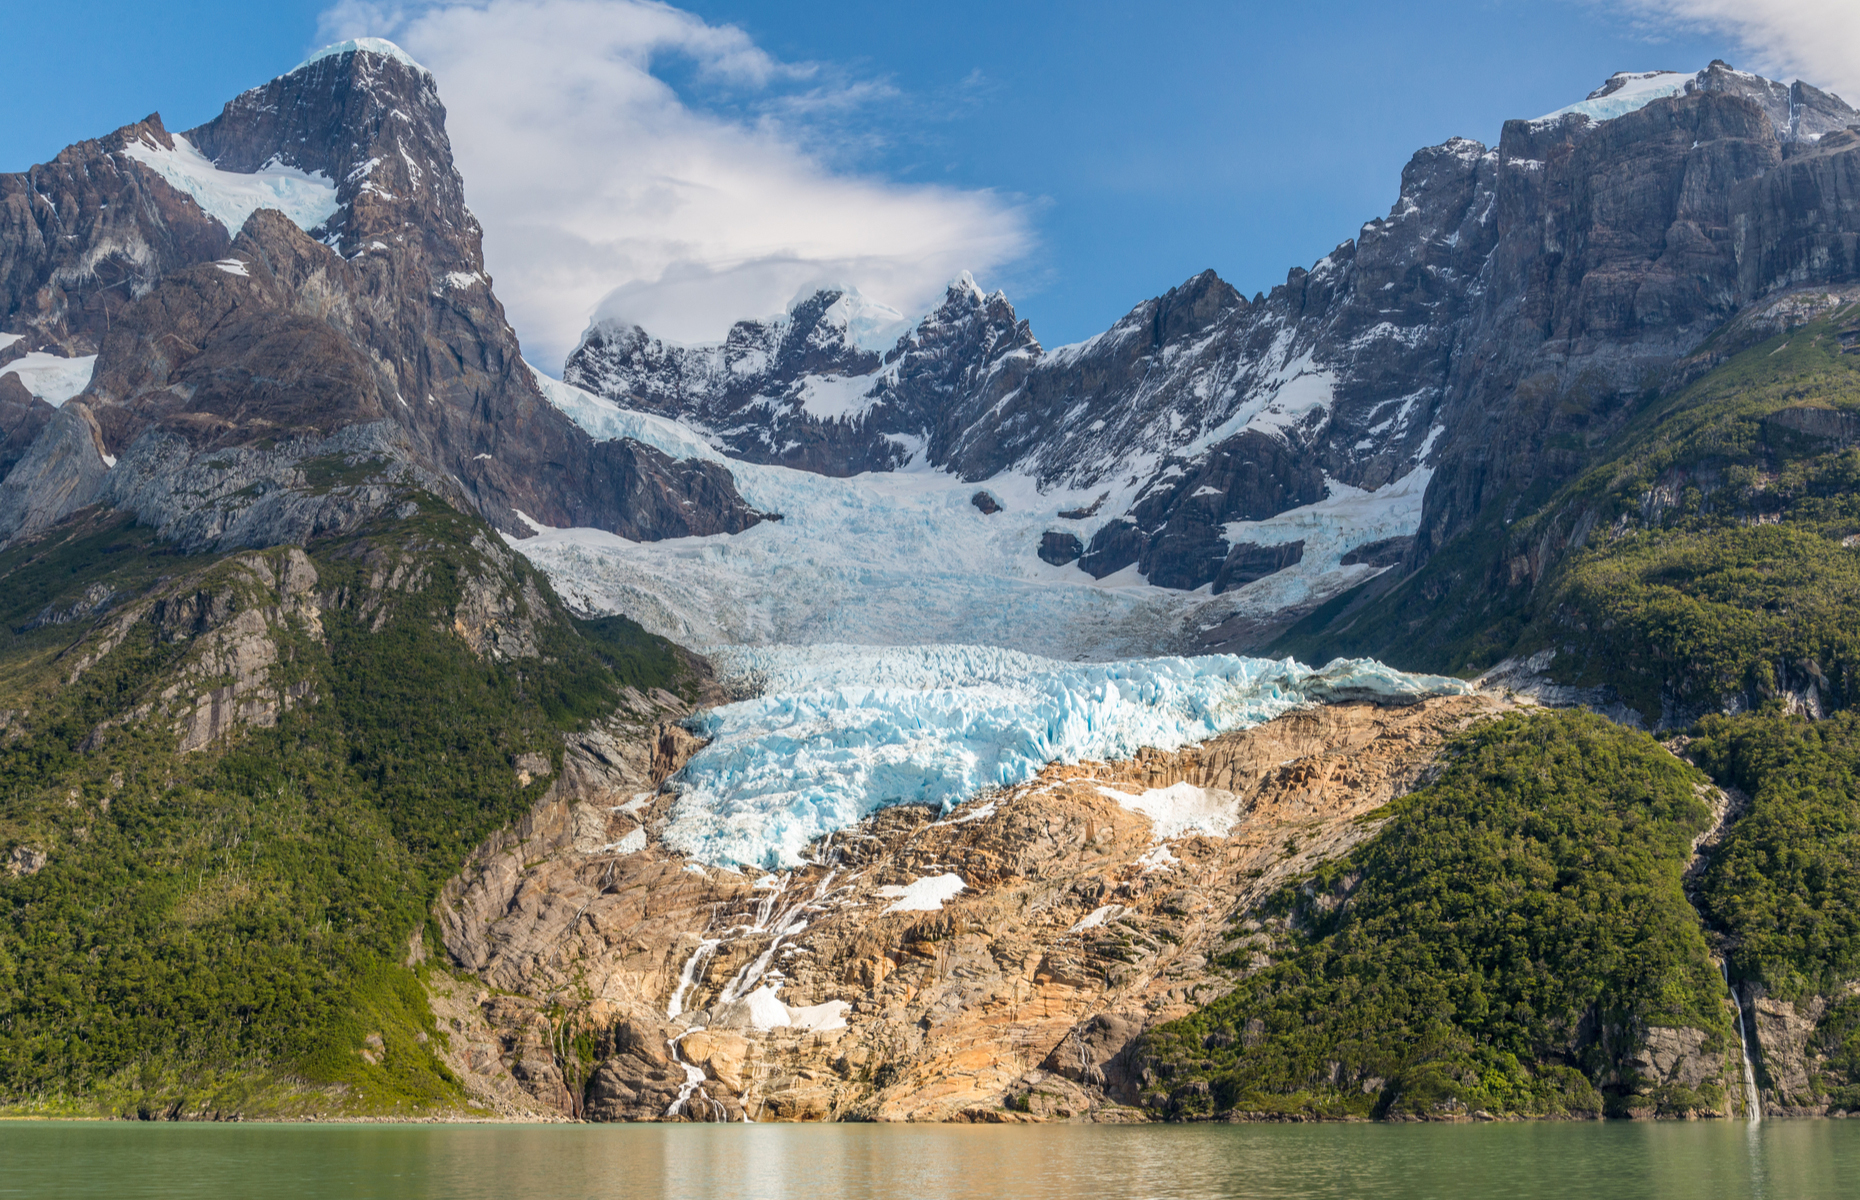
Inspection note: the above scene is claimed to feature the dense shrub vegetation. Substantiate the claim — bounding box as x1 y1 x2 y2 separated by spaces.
0 502 689 1115
1689 709 1860 1108
1143 711 1733 1120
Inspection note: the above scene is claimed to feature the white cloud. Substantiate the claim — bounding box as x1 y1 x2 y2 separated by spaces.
1612 0 1860 104
315 0 1033 363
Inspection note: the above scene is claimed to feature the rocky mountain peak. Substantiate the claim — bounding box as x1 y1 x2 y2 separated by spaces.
187 40 474 272
0 43 767 551
1690 60 1859 143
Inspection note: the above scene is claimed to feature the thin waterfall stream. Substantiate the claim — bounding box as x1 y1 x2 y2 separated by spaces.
1724 962 1763 1123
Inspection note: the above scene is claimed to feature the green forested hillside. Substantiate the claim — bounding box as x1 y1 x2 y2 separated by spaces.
1690 710 1860 1109
1142 710 1737 1121
0 500 690 1117
1171 307 1860 1122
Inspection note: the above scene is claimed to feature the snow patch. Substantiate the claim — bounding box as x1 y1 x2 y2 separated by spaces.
291 38 428 76
876 873 967 913
122 134 339 235
787 998 851 1032
0 352 96 407
793 373 880 422
1097 781 1243 841
600 827 647 855
736 984 793 1030
213 258 249 277
727 985 850 1032
1070 904 1124 933
1136 844 1179 872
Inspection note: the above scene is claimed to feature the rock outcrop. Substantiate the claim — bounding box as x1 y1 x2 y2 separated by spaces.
431 692 1507 1121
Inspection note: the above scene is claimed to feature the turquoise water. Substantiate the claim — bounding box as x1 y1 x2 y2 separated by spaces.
2 1120 1857 1199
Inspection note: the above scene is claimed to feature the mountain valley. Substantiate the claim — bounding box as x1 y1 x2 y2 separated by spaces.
3 42 1860 1125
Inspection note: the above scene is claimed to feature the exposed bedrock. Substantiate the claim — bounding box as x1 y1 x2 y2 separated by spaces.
432 693 1505 1121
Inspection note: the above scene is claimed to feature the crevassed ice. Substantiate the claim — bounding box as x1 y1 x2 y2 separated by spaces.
121 135 340 235
662 644 1467 867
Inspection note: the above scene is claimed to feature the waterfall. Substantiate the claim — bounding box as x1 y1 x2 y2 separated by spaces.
667 937 721 1020
1724 961 1763 1123
664 1031 710 1119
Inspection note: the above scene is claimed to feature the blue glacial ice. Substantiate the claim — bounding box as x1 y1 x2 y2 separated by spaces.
662 644 1468 867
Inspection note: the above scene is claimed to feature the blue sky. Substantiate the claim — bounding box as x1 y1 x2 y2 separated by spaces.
0 1 1796 359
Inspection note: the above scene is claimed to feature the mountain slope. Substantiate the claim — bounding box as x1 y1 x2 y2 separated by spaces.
0 496 699 1117
1276 290 1860 723
554 63 1860 657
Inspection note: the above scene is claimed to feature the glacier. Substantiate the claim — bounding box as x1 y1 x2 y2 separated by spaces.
514 372 1435 660
660 644 1468 868
1532 70 1694 127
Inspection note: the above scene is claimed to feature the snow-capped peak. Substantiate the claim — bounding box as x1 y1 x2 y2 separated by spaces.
795 285 910 353
1531 70 1694 127
950 270 985 300
291 38 428 77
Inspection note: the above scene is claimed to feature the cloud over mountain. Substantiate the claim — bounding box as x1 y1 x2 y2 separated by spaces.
317 0 1033 362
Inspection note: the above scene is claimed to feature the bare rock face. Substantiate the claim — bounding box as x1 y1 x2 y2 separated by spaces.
1744 986 1855 1116
0 402 110 543
0 375 54 480
0 115 229 357
431 693 1506 1122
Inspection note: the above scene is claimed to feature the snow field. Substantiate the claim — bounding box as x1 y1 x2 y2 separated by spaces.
0 352 97 407
121 134 340 236
517 372 1440 661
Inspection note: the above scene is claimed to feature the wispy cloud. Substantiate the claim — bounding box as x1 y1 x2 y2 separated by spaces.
316 0 1033 363
1609 0 1860 102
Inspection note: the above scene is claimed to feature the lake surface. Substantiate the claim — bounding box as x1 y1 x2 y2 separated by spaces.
2 1119 1857 1199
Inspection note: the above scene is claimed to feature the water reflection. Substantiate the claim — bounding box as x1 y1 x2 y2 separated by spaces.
2 1119 1858 1199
